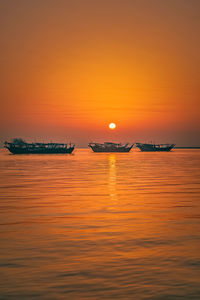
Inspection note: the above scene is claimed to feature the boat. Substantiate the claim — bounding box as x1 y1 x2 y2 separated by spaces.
136 143 175 152
88 142 134 152
4 138 75 154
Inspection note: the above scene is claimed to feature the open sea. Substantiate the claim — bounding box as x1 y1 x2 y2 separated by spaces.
0 148 200 299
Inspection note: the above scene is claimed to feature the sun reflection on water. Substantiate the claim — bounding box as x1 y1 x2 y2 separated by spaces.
1 149 200 299
108 154 117 201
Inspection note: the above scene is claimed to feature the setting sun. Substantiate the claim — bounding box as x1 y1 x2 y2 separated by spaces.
109 123 116 130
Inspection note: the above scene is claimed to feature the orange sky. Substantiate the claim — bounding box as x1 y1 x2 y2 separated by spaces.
1 0 200 146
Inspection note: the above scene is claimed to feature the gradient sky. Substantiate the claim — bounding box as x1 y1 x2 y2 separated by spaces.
1 0 200 146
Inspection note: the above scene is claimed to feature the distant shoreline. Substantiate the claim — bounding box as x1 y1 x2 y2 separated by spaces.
1 146 200 149
174 147 200 149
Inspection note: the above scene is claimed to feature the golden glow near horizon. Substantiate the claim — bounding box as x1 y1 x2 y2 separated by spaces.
109 123 116 130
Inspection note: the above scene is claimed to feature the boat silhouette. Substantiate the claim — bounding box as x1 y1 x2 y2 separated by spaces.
88 142 134 152
136 143 175 152
4 138 75 154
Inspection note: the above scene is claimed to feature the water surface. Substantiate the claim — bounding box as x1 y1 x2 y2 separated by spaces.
0 149 200 299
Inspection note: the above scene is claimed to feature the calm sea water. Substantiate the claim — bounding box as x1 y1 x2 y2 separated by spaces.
0 149 200 299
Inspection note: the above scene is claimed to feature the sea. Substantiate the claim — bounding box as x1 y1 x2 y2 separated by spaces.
0 148 200 299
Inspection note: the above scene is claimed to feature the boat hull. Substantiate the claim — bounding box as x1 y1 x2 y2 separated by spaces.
6 146 74 154
89 146 133 153
138 148 173 152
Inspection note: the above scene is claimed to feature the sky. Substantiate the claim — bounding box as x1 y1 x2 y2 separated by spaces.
1 0 200 146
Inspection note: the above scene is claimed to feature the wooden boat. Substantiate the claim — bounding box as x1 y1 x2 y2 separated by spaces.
4 138 75 154
136 143 175 152
88 142 133 152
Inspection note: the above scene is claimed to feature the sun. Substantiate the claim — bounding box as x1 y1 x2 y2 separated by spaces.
109 123 116 130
